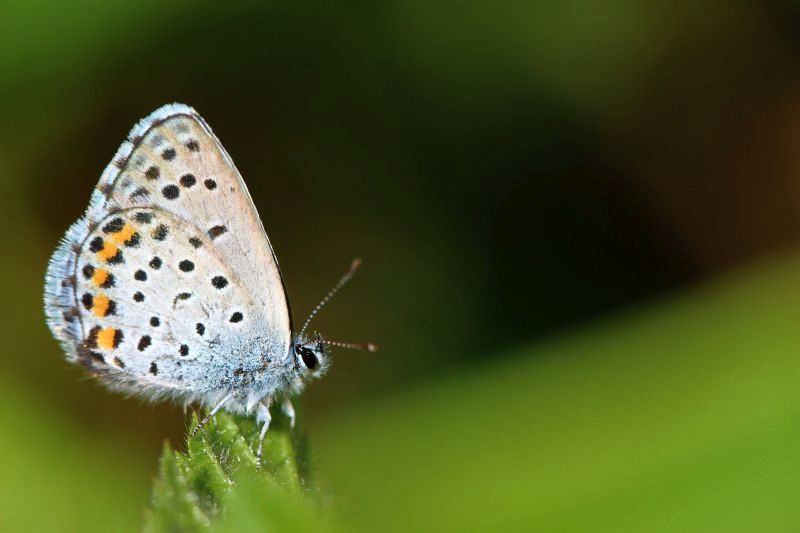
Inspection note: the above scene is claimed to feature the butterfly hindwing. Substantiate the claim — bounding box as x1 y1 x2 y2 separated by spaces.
73 208 260 393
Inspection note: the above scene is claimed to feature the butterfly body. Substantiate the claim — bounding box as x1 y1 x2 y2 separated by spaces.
44 104 331 447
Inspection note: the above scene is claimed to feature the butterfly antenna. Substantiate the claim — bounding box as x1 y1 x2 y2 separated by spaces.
299 258 362 337
320 339 378 352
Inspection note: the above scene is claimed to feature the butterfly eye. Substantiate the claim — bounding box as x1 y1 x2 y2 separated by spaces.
299 346 318 370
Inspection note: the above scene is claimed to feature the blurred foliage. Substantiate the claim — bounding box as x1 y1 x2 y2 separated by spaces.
145 410 329 532
3 250 800 530
0 375 151 531
314 251 800 532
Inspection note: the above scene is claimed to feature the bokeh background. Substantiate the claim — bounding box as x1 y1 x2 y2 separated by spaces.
2 1 800 531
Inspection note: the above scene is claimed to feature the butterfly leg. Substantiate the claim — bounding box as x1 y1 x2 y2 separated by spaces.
281 398 296 429
255 396 273 469
191 392 233 437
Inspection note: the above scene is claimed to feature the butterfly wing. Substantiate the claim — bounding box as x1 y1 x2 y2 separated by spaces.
44 104 292 401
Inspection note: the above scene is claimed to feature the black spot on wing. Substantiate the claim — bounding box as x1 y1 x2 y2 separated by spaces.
112 330 124 349
162 184 179 200
100 273 115 288
102 218 124 234
179 174 196 188
138 336 151 351
89 237 104 252
134 212 153 224
106 250 124 265
208 225 227 239
124 232 141 248
173 292 192 306
85 326 101 349
145 166 160 180
153 224 168 241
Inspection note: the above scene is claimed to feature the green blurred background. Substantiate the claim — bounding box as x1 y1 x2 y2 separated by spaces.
2 1 800 531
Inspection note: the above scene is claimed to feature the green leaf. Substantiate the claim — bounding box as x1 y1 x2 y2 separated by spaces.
313 253 800 532
144 405 331 532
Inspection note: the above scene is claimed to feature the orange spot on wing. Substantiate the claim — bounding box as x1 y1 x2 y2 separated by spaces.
96 241 119 262
110 224 136 245
92 269 109 287
96 328 118 350
92 295 110 317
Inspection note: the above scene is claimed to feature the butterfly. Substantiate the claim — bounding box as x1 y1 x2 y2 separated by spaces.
43 103 376 465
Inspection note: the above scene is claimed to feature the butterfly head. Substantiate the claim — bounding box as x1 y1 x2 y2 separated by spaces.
293 334 330 377
292 334 376 378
